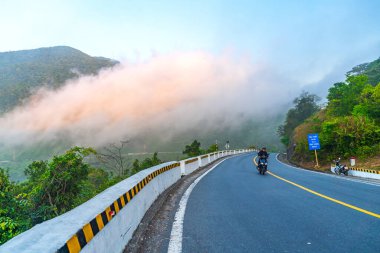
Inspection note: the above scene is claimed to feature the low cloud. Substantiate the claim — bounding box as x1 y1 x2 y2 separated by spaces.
0 51 293 148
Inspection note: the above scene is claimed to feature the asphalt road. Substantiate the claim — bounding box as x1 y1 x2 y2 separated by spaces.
179 153 380 253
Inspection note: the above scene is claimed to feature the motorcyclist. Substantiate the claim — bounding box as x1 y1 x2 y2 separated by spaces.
334 158 349 175
257 147 269 167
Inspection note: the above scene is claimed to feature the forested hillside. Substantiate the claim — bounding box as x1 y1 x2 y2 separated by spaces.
347 57 380 86
0 46 118 113
280 57 380 168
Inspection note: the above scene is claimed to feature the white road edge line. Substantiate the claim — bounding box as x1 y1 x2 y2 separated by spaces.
275 154 380 187
167 157 231 253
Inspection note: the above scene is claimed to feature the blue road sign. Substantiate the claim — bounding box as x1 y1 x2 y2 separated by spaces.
307 133 320 150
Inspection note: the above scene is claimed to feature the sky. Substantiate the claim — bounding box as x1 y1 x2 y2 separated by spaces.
1 0 380 91
0 0 380 149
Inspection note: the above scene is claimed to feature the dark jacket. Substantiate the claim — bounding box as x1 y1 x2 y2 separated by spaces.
258 150 269 159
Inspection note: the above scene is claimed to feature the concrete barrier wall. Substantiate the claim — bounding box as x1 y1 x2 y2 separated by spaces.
330 166 380 180
0 150 253 253
183 157 199 175
200 155 209 167
0 162 181 253
81 164 181 253
210 153 217 162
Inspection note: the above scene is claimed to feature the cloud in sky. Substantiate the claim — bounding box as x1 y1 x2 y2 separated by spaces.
1 1 380 150
1 1 379 99
0 51 294 147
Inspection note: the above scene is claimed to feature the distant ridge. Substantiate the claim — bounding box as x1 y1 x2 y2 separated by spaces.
0 46 119 113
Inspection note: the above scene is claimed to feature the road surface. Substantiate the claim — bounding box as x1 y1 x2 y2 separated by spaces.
171 153 380 253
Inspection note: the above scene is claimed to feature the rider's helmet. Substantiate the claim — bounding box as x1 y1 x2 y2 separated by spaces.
262 147 266 151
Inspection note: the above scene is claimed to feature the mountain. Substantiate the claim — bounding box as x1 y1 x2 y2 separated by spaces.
0 46 119 113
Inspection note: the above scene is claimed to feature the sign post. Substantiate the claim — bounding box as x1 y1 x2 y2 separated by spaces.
314 150 319 167
307 133 321 168
225 141 230 150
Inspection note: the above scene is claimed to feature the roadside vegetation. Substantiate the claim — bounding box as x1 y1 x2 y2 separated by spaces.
0 139 223 244
279 57 380 170
182 140 219 157
0 145 164 244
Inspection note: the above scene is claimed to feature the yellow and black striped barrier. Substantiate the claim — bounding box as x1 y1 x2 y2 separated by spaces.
57 162 180 253
185 158 198 165
349 167 380 174
200 155 208 159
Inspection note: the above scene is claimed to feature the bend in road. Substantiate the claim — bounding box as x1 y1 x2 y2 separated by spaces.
173 153 380 253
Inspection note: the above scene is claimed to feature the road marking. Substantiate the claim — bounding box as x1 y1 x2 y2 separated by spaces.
253 156 258 166
275 154 380 187
268 170 380 219
167 158 230 253
252 155 380 218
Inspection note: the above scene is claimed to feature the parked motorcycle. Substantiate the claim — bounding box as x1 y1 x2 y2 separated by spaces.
333 158 349 176
257 156 268 175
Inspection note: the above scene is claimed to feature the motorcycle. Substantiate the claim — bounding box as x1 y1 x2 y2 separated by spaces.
257 156 268 175
333 158 349 176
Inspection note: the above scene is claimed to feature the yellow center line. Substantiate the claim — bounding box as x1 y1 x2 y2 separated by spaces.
251 155 380 219
268 170 380 219
253 156 258 166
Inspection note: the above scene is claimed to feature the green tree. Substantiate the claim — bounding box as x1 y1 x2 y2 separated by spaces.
291 80 380 162
131 152 162 175
347 57 380 86
287 58 380 165
353 83 380 121
0 169 31 244
131 159 141 175
278 92 320 145
74 168 112 207
183 140 203 157
319 116 380 159
327 75 369 116
24 147 96 224
207 144 219 153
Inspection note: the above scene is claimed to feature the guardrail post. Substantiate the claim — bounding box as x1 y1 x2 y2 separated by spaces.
180 160 186 176
208 154 211 163
198 156 202 167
